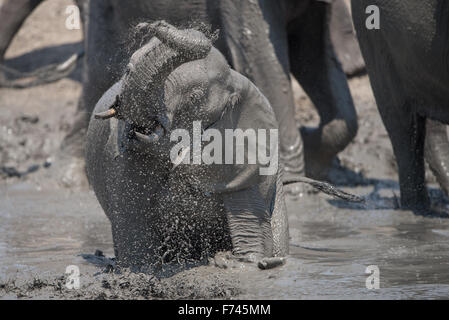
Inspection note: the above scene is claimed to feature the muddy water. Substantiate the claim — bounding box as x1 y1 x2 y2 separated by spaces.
1 181 449 299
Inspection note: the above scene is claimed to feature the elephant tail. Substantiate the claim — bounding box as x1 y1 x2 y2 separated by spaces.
0 50 84 89
283 176 365 203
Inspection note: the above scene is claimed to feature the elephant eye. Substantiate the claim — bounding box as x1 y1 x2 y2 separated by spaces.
189 89 204 104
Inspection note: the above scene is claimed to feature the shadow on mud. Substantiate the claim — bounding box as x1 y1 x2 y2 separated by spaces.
327 163 449 218
2 42 83 84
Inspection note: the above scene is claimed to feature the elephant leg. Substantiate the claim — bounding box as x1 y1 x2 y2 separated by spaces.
383 109 429 210
222 186 274 263
288 1 358 179
329 0 365 75
425 119 449 196
219 0 305 183
352 1 428 210
271 168 289 257
62 0 125 157
0 0 42 60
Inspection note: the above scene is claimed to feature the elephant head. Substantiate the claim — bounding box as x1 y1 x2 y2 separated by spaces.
93 21 279 193
96 21 235 132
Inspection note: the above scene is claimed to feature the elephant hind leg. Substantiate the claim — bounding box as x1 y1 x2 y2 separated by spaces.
288 1 358 180
219 0 305 181
352 6 429 211
384 109 429 210
425 119 449 196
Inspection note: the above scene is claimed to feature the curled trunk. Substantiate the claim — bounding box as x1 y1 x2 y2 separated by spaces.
120 21 212 127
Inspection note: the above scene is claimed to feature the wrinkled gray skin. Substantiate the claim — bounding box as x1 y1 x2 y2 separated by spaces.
81 0 358 181
329 0 365 75
0 0 363 76
352 0 449 210
86 22 289 270
0 0 361 180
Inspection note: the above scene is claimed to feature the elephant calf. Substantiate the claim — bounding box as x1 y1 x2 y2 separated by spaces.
86 22 289 271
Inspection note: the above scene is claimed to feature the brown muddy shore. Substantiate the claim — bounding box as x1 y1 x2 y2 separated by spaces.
1 0 449 300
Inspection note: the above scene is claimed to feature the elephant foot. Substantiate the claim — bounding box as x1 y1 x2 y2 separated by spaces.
396 184 431 214
301 128 335 180
400 195 430 214
211 252 285 270
280 135 308 197
304 153 334 181
257 257 286 270
211 252 256 270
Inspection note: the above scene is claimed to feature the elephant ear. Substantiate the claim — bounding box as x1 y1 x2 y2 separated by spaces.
185 71 279 194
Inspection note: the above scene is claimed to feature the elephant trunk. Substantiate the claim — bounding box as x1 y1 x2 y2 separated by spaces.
425 119 449 195
125 21 211 93
143 21 213 59
302 82 358 180
95 21 212 127
101 21 212 126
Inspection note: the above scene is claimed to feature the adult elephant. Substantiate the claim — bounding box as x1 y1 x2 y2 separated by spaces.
80 0 358 182
351 0 449 210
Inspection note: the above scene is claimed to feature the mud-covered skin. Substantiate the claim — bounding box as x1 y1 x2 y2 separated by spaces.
329 0 365 76
81 0 358 182
86 22 288 271
0 0 360 180
352 0 449 210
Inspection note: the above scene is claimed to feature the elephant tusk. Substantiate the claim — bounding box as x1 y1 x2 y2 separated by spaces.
94 108 117 120
135 124 164 143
